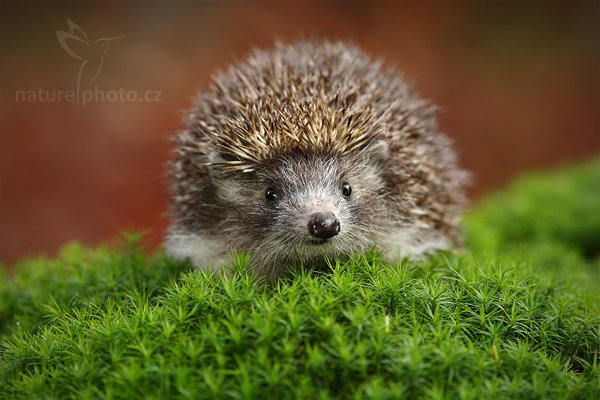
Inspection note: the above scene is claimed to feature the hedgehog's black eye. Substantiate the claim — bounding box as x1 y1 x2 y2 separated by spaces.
265 187 278 202
341 182 352 197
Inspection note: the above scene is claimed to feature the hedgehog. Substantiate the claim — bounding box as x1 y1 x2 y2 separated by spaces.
166 40 468 279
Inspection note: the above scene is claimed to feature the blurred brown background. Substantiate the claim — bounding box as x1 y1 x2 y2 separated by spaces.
1 1 599 266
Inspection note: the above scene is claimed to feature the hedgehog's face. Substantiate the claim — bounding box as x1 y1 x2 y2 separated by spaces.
211 143 389 273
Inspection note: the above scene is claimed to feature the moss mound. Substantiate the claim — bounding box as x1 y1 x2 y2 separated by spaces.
1 159 599 399
465 157 600 300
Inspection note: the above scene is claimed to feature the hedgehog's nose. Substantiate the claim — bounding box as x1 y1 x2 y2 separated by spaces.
307 212 340 239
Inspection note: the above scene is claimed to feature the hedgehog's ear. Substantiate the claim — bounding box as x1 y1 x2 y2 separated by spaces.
207 153 227 179
364 140 389 168
207 153 249 183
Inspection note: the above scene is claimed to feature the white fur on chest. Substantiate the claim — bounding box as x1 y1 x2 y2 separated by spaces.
167 225 449 272
165 231 230 271
376 227 450 262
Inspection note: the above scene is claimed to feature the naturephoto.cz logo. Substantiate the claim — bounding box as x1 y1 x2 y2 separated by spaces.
15 19 163 107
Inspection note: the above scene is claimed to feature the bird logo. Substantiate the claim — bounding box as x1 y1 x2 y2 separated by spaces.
56 19 131 102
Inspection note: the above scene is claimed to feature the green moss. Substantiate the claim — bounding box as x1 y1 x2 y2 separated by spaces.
465 157 600 302
1 159 599 399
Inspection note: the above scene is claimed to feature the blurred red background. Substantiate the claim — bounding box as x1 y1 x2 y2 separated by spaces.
1 1 599 266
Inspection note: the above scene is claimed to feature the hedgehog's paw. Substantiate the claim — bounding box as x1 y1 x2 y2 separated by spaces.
377 228 450 263
165 230 231 272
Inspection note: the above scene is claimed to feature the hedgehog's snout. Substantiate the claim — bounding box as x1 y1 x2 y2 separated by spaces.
307 212 340 239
